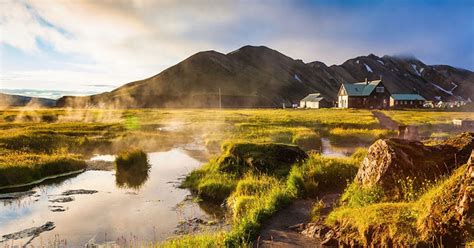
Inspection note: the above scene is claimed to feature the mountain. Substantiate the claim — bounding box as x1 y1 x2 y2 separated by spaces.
0 93 56 108
57 46 474 108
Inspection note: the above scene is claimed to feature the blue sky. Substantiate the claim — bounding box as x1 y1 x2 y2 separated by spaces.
1 0 473 96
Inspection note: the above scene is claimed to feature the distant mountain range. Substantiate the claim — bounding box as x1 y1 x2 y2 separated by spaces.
0 93 56 108
9 45 474 108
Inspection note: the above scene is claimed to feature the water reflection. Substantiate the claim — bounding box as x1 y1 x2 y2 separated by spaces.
0 149 222 247
115 161 151 190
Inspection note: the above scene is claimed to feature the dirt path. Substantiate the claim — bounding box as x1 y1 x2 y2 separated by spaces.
255 192 341 248
372 111 399 130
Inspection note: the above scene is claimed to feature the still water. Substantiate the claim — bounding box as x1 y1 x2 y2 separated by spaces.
0 149 222 247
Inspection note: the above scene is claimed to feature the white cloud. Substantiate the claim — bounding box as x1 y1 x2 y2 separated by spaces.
0 0 471 92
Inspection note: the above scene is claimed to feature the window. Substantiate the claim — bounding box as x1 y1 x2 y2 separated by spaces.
376 87 384 93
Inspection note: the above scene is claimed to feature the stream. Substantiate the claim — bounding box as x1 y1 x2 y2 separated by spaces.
0 148 224 247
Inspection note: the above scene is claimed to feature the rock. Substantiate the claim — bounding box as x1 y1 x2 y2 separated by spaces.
300 223 331 239
287 223 306 232
174 217 221 235
61 189 98 195
320 229 338 246
49 196 75 203
0 190 36 200
217 143 308 176
355 132 473 198
49 205 68 212
1 221 55 242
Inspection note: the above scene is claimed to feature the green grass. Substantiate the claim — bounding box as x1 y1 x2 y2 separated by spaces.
297 151 364 194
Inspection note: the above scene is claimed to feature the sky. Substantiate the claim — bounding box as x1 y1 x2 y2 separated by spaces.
1 0 473 97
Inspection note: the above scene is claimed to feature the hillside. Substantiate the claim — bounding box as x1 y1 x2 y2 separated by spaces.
0 93 56 108
57 46 474 108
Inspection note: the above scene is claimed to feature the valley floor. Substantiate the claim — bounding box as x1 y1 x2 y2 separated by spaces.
0 108 472 247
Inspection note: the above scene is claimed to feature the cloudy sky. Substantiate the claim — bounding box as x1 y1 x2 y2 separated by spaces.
1 0 473 96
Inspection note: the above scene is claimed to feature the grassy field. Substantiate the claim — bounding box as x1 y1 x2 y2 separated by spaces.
0 108 383 188
0 108 471 246
381 110 474 126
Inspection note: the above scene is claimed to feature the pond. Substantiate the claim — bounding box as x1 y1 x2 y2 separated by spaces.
0 149 224 247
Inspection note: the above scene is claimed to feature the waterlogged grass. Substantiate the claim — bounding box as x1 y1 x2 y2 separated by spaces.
0 151 86 187
329 127 395 145
327 164 469 246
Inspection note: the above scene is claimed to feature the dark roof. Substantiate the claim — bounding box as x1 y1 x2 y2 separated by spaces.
341 80 382 96
300 93 324 102
391 94 425 101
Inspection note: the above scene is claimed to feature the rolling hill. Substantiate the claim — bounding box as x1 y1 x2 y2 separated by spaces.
0 93 56 108
57 45 473 108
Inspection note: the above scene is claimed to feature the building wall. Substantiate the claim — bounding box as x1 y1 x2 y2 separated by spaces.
338 95 348 108
301 101 320 108
390 99 425 108
337 82 390 109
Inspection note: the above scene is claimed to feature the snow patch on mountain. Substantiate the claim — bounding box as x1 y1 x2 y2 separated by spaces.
431 82 458 96
377 59 384 65
364 64 373 73
294 74 302 83
411 64 421 76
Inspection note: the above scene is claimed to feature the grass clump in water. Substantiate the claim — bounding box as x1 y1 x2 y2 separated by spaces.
115 148 148 170
115 148 150 189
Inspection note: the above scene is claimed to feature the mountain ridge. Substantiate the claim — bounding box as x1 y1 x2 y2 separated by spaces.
54 45 474 108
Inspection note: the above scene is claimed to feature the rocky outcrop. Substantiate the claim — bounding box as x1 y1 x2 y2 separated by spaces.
355 132 473 199
217 143 308 176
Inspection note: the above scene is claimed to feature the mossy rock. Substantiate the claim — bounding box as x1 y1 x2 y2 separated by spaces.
217 143 308 176
355 132 473 200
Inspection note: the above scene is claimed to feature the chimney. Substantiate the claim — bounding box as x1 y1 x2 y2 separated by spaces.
365 78 368 84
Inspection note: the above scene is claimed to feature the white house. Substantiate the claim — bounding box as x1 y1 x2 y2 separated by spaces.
299 93 327 108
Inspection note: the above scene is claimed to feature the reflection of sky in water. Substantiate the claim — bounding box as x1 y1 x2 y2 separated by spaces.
321 138 359 157
90 154 115 162
0 149 214 246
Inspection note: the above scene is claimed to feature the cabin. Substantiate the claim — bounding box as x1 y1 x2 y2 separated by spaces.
390 94 425 108
299 93 328 108
337 79 390 109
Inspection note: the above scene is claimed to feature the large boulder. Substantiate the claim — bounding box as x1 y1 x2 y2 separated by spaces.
217 143 308 176
355 132 473 198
